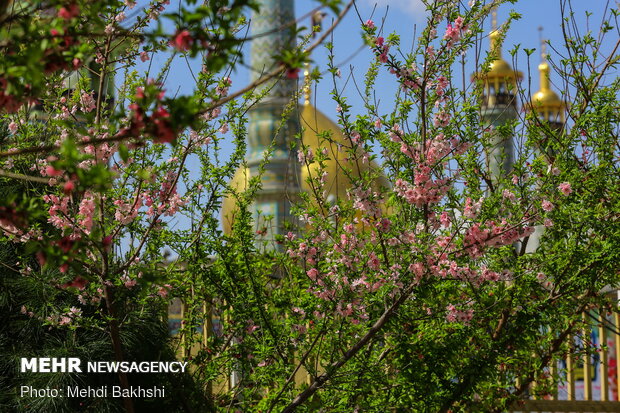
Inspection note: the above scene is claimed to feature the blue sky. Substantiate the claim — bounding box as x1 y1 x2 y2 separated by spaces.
295 0 611 121
126 0 613 246
141 0 612 138
137 0 614 185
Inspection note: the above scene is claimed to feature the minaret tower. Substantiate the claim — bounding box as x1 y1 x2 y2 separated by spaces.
530 28 566 158
525 29 567 253
221 1 388 238
476 8 523 183
245 0 301 245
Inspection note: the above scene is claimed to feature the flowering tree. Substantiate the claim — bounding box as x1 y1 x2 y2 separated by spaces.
0 0 345 411
1 0 619 412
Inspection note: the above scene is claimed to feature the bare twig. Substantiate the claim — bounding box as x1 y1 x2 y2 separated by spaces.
0 168 50 183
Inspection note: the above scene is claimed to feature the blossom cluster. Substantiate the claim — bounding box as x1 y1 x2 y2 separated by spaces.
118 83 178 144
443 16 468 48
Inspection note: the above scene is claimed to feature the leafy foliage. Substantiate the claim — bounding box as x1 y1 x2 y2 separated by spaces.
1 0 619 412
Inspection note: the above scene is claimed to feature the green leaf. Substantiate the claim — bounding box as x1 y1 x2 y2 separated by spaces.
118 144 129 163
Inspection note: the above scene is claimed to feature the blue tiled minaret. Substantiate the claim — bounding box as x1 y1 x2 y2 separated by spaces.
478 9 522 184
246 0 301 246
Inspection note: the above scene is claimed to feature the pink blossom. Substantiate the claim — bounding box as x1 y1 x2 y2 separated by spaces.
140 51 150 62
443 17 467 47
45 165 63 177
80 92 96 113
350 130 362 145
453 16 465 30
121 274 137 288
541 200 554 212
463 197 482 219
364 19 375 29
157 285 171 298
152 108 176 144
446 304 474 325
69 306 82 317
113 196 142 224
463 220 535 258
393 172 451 208
8 121 18 133
444 24 459 43
502 189 516 202
433 111 451 127
435 76 448 93
43 194 72 229
78 195 96 233
306 268 319 281
58 4 79 20
297 150 305 163
367 252 380 270
440 211 451 228
171 30 193 51
61 276 88 290
102 236 113 251
63 180 75 194
215 81 230 96
377 218 391 232
558 182 572 195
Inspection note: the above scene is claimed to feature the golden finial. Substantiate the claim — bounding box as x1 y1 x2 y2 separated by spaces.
303 62 311 106
537 26 550 90
489 6 501 56
530 25 564 125
478 3 523 100
538 26 548 60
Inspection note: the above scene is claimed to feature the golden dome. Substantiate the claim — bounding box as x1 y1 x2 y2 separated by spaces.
221 167 249 235
528 59 565 125
471 29 523 94
485 30 523 81
298 104 388 197
531 61 563 107
221 103 389 234
532 89 562 106
488 58 513 76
